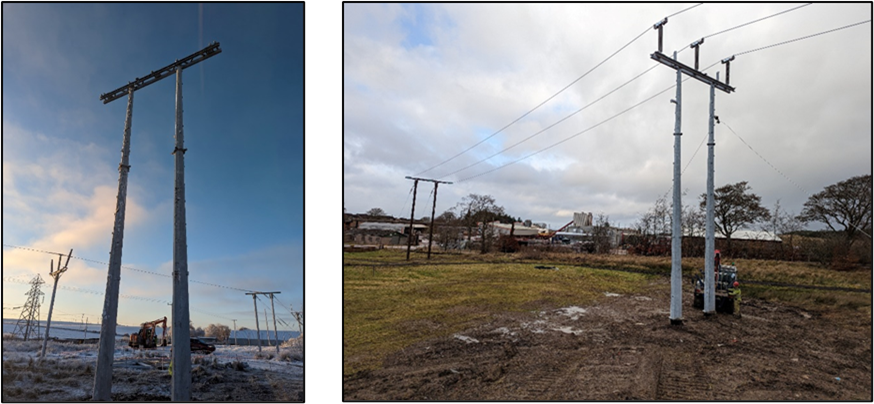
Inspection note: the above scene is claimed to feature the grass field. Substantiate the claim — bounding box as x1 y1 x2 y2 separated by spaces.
343 249 871 375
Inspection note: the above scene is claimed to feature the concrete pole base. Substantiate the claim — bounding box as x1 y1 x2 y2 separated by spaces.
670 318 684 326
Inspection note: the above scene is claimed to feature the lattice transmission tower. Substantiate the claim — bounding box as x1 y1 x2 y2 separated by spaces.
12 275 45 341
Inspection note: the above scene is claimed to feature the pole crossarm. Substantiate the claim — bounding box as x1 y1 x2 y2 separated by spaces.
99 42 222 104
404 176 453 185
651 51 735 93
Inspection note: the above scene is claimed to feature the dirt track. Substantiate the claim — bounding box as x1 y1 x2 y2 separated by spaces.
344 278 872 400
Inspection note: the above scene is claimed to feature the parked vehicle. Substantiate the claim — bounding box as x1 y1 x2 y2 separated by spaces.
190 337 216 354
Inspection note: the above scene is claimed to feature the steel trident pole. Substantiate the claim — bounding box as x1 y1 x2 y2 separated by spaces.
704 72 718 315
669 51 684 326
93 87 134 401
171 66 192 401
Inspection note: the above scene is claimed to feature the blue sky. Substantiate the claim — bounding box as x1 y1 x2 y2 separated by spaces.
3 3 303 332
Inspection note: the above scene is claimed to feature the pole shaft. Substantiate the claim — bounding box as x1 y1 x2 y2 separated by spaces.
704 72 718 314
93 87 134 401
270 294 279 353
406 179 419 261
252 295 262 352
427 183 439 259
670 51 683 324
171 66 192 401
41 273 59 359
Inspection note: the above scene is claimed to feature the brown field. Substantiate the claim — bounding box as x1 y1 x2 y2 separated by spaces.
344 249 872 400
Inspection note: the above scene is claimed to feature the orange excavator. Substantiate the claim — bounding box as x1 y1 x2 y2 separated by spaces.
129 317 168 348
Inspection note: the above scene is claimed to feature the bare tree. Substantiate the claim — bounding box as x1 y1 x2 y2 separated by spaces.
204 323 231 342
592 213 613 254
798 174 872 251
700 181 771 254
365 207 387 216
761 199 805 259
682 204 705 237
454 194 505 253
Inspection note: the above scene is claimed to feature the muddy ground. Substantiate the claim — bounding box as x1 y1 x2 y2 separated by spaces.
344 278 872 400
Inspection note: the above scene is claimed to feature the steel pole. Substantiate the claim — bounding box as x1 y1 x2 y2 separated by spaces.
670 51 684 325
93 87 134 401
704 73 718 315
427 182 439 259
171 66 192 401
406 179 419 261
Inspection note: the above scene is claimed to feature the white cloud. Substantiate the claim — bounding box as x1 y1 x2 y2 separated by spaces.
344 3 872 228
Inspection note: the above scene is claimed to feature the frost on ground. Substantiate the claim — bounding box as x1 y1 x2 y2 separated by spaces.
1 337 303 401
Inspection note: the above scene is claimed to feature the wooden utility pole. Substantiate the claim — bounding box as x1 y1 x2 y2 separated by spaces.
93 42 221 401
405 176 452 260
245 291 280 352
269 293 280 354
41 249 73 361
263 307 271 347
232 319 237 346
405 178 419 260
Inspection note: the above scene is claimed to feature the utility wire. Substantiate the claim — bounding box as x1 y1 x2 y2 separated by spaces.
2 244 256 293
436 64 661 179
734 19 871 56
720 120 872 240
676 3 813 54
415 4 702 177
442 5 824 180
455 19 871 183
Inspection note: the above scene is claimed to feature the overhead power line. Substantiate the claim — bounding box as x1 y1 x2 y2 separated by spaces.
436 64 661 179
436 5 817 180
676 3 813 54
414 4 703 177
734 19 871 57
719 119 873 240
453 19 871 183
2 244 256 293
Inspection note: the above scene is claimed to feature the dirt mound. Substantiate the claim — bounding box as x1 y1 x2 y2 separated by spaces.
344 278 872 400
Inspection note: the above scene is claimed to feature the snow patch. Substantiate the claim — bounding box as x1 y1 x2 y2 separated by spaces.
454 334 479 344
557 306 588 320
553 326 584 335
604 292 622 297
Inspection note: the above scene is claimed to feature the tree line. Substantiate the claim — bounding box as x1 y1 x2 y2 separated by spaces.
356 174 871 267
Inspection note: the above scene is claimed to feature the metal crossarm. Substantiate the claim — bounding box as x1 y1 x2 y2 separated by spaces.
99 42 222 104
651 51 735 93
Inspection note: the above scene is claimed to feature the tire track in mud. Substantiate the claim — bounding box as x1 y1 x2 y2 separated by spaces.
655 351 715 400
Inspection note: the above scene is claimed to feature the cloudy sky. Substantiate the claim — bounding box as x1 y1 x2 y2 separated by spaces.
2 3 303 331
344 3 871 230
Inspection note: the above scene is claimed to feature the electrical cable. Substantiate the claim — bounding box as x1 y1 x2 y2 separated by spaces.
435 64 661 179
414 4 703 177
676 3 813 54
454 18 871 183
720 120 873 240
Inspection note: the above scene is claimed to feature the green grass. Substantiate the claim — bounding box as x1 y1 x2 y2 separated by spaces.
343 249 871 375
344 261 654 375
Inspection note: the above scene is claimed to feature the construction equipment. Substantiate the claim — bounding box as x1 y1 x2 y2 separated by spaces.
692 250 741 315
129 317 168 348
